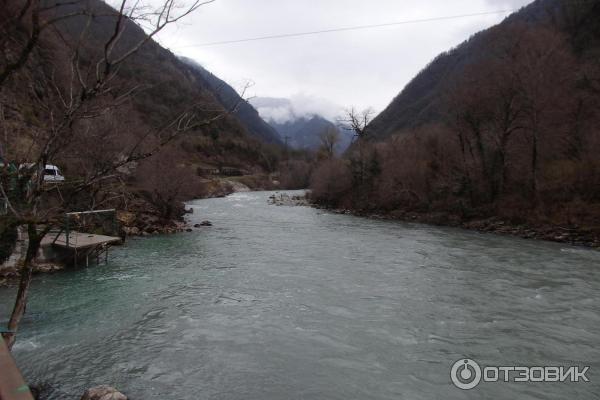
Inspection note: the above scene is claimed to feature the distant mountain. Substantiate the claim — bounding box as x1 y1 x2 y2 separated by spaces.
250 97 353 153
45 0 251 139
368 0 600 139
271 115 339 150
180 58 282 144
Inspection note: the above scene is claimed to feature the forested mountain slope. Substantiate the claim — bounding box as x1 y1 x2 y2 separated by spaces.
368 0 600 139
1 0 282 173
180 57 282 144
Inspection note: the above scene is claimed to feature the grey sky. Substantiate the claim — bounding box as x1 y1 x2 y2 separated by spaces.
153 0 533 115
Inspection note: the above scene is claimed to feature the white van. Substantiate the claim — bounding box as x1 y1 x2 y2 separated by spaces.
19 163 66 182
43 164 65 182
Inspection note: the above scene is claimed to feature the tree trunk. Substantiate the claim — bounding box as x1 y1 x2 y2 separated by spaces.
531 111 540 198
531 133 538 194
3 223 42 350
456 129 474 207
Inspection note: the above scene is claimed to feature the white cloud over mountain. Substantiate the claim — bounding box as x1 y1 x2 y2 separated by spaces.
250 94 343 124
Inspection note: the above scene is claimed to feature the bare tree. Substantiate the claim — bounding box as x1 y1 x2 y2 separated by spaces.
512 27 575 197
340 107 375 140
0 0 215 87
318 126 340 158
338 107 376 204
136 147 205 220
0 0 225 350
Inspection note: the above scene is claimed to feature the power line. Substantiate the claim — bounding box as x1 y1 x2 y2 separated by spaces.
174 9 517 48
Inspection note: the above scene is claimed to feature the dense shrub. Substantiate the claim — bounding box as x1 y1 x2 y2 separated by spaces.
135 148 207 220
280 160 312 190
309 159 352 206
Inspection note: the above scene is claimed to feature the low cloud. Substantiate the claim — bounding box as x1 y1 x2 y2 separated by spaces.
257 104 294 124
252 94 343 124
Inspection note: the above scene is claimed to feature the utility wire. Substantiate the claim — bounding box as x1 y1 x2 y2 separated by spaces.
175 9 517 48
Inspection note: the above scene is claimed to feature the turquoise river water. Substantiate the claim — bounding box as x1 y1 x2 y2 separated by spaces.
0 191 599 399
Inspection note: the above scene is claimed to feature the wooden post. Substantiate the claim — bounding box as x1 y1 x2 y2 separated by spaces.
65 215 70 248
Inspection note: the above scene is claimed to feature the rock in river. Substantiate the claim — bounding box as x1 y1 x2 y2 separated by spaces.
81 385 127 400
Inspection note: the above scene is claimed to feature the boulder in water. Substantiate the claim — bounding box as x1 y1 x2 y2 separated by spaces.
227 181 251 192
81 385 127 400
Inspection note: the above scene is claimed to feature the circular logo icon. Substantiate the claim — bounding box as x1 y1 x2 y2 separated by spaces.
451 358 482 390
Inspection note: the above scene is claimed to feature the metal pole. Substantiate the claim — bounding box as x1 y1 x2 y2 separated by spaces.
65 215 70 248
113 211 117 236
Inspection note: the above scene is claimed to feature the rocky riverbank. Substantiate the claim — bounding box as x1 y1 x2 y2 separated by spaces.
0 206 196 286
117 177 245 237
117 209 189 237
321 206 600 248
268 193 310 207
273 191 600 248
0 181 245 284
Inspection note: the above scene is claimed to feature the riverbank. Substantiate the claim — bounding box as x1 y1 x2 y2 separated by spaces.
325 207 600 248
119 175 277 237
0 176 281 285
267 193 600 249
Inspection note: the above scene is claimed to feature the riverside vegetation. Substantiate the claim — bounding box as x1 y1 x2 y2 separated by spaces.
308 0 600 248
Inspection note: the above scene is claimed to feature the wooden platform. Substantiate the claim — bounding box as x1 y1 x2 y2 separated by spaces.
40 231 122 267
42 231 121 250
0 338 34 400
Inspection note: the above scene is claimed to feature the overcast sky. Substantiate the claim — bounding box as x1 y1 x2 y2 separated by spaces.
151 0 533 116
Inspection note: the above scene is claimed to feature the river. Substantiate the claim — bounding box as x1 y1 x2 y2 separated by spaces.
1 191 599 399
